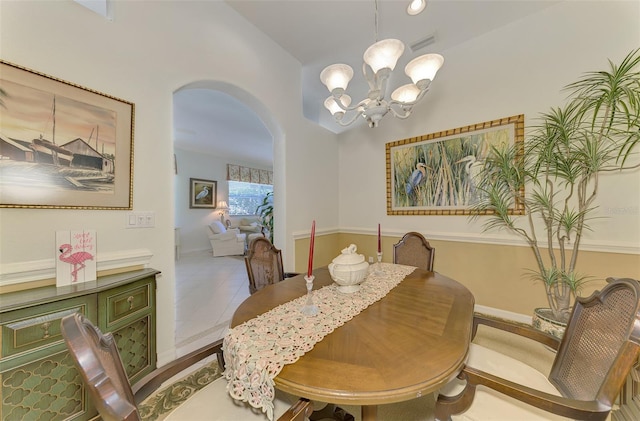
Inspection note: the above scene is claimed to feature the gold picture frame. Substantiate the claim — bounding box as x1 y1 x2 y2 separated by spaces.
0 60 134 209
386 114 525 215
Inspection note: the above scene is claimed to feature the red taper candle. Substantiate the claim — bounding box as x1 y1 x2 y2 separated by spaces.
307 220 315 277
377 223 381 253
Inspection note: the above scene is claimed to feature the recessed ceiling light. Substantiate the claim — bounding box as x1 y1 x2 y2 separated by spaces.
407 0 427 16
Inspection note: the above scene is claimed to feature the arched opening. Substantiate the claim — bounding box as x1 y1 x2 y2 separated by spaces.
172 81 285 348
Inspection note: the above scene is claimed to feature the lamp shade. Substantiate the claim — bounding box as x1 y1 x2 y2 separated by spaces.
217 200 228 210
391 84 421 103
320 64 354 93
405 54 444 87
324 95 352 115
363 39 405 73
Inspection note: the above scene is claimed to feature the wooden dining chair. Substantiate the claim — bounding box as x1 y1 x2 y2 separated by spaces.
60 313 312 421
435 277 640 421
393 231 435 271
245 236 297 294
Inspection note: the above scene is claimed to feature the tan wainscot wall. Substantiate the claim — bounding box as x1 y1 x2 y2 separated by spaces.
295 232 640 318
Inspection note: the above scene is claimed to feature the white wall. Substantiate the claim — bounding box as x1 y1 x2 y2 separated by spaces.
0 1 339 364
338 0 640 254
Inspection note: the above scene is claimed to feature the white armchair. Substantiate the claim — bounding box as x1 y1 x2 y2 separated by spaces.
206 221 246 257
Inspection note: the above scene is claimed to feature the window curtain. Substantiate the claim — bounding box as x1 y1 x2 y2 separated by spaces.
227 164 273 185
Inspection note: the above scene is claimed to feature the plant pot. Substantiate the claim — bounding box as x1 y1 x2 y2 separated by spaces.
532 308 566 339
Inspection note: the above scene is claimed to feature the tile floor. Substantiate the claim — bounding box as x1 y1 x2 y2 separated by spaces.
174 250 250 356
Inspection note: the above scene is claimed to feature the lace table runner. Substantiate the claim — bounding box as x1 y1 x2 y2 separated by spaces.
222 263 416 420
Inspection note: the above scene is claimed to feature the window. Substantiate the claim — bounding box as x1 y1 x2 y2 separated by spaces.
228 181 272 216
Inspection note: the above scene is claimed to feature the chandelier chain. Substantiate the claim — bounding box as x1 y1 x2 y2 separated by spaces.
374 0 379 42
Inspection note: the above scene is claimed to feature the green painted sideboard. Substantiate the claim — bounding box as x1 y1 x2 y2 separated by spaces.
0 268 159 421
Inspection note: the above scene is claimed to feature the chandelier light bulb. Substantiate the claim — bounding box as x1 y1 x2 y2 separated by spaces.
324 95 352 115
320 64 354 94
363 39 405 74
391 84 421 103
405 54 444 87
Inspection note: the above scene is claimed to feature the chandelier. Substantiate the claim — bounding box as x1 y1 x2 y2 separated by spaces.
319 0 443 128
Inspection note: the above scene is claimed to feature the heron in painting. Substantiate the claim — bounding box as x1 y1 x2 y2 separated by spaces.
456 155 483 203
406 162 427 205
196 186 209 200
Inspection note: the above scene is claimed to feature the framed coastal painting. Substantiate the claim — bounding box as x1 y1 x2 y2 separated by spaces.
0 60 134 209
386 114 525 215
189 178 216 209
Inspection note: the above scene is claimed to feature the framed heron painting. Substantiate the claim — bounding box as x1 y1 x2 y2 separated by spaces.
386 115 525 215
189 178 216 209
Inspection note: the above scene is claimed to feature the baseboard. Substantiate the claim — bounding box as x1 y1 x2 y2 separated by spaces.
157 347 177 368
474 304 532 325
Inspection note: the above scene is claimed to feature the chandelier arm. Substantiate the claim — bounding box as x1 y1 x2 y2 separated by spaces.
331 95 367 113
334 109 365 126
387 105 412 119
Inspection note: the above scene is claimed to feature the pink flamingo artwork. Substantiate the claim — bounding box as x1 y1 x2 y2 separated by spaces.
59 244 94 283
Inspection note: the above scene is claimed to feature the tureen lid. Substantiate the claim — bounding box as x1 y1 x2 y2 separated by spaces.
332 244 365 265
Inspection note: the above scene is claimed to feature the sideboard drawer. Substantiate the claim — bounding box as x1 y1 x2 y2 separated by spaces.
100 279 152 328
1 296 95 358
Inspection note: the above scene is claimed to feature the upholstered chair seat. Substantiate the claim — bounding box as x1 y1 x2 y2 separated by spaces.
165 376 299 420
439 343 567 420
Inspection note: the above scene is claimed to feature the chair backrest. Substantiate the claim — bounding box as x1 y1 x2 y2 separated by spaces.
245 236 286 294
61 312 140 421
549 278 640 405
393 231 435 271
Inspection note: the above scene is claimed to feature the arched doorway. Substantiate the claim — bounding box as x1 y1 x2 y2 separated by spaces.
172 81 285 347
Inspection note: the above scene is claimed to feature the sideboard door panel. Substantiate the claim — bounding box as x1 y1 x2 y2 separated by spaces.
98 276 157 384
0 345 95 421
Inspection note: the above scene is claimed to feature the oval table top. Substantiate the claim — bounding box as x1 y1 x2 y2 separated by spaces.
230 266 475 409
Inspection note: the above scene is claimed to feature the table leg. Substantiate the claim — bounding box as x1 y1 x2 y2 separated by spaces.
362 405 378 421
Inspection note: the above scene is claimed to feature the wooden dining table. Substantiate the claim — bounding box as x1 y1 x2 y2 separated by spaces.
230 266 475 421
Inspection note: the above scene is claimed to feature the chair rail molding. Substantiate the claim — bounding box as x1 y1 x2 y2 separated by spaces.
0 248 154 287
338 227 640 255
292 226 340 239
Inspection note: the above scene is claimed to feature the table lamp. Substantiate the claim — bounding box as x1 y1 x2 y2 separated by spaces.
217 200 229 224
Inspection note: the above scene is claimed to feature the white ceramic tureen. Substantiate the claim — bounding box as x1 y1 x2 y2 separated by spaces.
328 244 370 293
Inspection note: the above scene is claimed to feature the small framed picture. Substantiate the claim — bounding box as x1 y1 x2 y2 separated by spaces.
189 178 216 209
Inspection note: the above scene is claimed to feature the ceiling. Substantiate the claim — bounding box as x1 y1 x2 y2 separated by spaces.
173 0 560 165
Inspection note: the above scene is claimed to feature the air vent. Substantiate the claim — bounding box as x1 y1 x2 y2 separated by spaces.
409 33 436 53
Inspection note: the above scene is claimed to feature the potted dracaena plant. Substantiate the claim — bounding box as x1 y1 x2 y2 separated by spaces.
470 49 640 336
256 191 274 243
